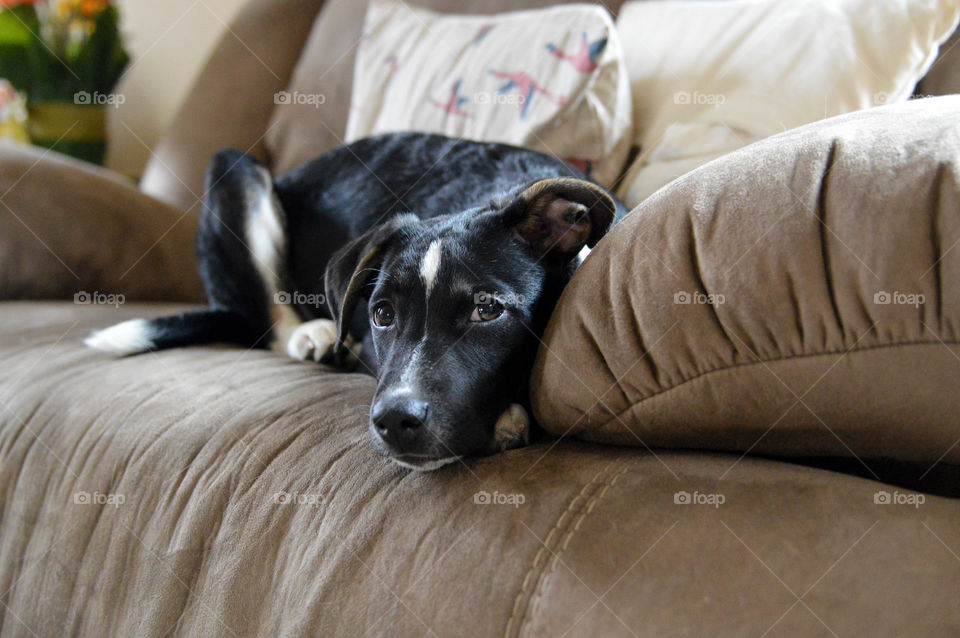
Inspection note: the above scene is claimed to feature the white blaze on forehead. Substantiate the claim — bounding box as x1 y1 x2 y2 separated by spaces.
420 239 443 295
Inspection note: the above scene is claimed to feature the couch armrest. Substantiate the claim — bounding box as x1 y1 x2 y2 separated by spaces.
0 142 203 302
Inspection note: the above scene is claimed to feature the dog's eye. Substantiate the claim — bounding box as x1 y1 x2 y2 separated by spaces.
372 301 395 327
470 301 504 322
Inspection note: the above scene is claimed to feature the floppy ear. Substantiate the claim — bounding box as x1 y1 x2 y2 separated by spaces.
501 177 617 260
324 214 415 361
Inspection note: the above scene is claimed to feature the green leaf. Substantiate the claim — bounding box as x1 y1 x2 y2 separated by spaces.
0 7 41 93
0 7 37 46
72 6 129 93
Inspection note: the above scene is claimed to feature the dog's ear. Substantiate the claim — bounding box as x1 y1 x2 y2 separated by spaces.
500 177 617 260
324 214 415 361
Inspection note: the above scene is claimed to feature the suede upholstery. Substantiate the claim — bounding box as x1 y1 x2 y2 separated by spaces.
0 302 958 637
0 143 203 303
532 97 960 465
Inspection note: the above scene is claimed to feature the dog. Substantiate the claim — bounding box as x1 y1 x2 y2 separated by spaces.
86 132 628 471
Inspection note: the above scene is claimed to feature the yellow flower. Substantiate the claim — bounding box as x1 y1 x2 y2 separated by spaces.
53 0 106 21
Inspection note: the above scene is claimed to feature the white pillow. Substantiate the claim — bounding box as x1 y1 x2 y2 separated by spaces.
616 0 960 208
345 0 633 186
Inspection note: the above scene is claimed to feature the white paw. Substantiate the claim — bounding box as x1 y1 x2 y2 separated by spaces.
285 319 338 362
494 403 530 450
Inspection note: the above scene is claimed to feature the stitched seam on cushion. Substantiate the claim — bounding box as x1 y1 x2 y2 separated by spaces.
602 339 960 425
522 461 632 637
504 461 617 638
512 459 631 638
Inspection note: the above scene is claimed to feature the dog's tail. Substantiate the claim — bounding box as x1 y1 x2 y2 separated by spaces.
84 308 267 356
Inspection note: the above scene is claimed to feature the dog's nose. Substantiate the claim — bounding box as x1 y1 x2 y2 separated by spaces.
371 396 429 448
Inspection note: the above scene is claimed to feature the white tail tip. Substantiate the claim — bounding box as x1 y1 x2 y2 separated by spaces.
84 319 154 355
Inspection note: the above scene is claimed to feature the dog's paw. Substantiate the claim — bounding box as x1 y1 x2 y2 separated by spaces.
494 403 530 451
286 319 338 362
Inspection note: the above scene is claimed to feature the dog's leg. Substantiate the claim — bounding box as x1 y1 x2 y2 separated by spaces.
242 172 303 354
286 319 363 365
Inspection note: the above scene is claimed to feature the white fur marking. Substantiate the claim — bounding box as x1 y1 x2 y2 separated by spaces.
420 239 443 296
244 184 301 352
286 318 337 362
84 319 154 355
392 456 459 472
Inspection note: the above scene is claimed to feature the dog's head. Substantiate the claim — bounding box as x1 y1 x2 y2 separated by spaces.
325 178 616 470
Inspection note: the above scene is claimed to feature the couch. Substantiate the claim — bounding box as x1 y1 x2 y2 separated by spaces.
1 1 959 636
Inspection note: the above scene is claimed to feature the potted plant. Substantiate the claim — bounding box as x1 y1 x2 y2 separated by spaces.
0 0 128 164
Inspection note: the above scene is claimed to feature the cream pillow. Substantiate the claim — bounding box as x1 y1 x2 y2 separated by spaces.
616 0 960 208
345 0 633 186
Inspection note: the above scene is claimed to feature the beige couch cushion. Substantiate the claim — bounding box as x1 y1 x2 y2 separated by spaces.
532 96 960 465
614 0 960 207
1 302 958 636
265 0 628 176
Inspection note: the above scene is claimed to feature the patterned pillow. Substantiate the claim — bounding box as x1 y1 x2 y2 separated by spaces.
345 0 632 186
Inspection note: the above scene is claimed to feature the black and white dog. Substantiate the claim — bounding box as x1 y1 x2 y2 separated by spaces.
86 133 627 471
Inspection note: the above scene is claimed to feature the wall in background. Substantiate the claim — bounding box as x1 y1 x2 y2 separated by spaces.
106 0 248 177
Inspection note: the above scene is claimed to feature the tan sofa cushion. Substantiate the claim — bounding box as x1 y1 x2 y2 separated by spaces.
532 96 960 465
1 302 958 636
264 0 627 176
0 143 203 302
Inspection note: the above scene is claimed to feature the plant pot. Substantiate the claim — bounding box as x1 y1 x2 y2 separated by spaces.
28 101 106 165
0 120 29 143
